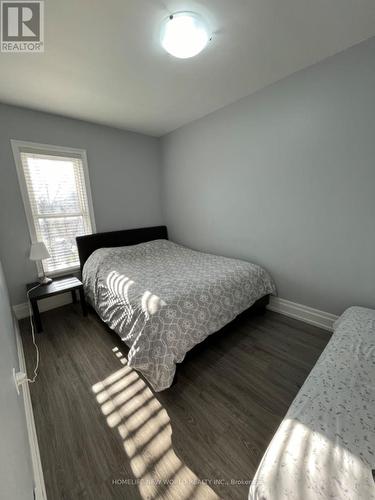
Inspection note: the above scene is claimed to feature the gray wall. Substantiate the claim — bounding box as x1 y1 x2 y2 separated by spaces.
161 37 375 315
0 259 34 499
0 103 163 304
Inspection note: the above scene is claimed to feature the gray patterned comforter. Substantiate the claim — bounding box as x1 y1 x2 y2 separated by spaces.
249 306 375 500
83 239 275 391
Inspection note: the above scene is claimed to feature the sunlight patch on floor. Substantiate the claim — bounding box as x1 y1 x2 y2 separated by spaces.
92 347 219 499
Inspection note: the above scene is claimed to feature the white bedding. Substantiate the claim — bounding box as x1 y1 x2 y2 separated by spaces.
249 306 375 500
83 239 275 391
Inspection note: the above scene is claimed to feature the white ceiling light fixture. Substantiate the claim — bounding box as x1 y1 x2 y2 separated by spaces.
161 12 210 59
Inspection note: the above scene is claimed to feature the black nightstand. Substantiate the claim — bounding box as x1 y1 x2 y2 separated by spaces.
26 276 87 333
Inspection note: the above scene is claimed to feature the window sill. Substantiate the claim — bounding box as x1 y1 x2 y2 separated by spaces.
38 265 80 279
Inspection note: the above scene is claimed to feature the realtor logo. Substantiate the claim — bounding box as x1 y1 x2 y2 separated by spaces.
1 1 44 52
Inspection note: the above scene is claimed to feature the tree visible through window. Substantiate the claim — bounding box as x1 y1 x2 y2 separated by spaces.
12 142 95 274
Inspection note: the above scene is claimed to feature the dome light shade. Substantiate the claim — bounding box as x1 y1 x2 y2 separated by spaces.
161 12 209 59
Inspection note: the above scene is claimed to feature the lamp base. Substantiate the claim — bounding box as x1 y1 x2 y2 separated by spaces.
39 276 52 285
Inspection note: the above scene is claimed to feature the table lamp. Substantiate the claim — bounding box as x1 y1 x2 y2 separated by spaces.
29 241 52 285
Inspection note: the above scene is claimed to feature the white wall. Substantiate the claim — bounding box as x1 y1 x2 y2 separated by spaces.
0 259 34 499
0 104 163 304
161 37 375 315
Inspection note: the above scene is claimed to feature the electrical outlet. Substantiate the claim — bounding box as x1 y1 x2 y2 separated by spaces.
13 368 27 395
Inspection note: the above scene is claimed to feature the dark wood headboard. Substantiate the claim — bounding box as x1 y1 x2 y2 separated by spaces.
76 225 168 273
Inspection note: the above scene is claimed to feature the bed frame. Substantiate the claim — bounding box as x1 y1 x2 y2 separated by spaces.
76 225 168 273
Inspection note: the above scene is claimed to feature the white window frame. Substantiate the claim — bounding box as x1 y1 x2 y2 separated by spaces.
11 140 96 277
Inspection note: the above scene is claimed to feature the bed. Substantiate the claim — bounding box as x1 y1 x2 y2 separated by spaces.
249 306 375 500
77 226 276 391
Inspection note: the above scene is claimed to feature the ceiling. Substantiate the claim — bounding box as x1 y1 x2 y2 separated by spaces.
1 0 375 136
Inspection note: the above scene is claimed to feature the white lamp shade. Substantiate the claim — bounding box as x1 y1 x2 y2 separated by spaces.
29 241 51 261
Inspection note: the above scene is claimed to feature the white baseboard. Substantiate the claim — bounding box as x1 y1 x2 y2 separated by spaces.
14 316 47 500
267 296 338 332
13 293 72 319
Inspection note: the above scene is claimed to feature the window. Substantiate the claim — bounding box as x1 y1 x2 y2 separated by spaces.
12 141 96 275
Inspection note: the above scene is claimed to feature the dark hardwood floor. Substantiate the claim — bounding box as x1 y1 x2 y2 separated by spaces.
20 303 330 500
